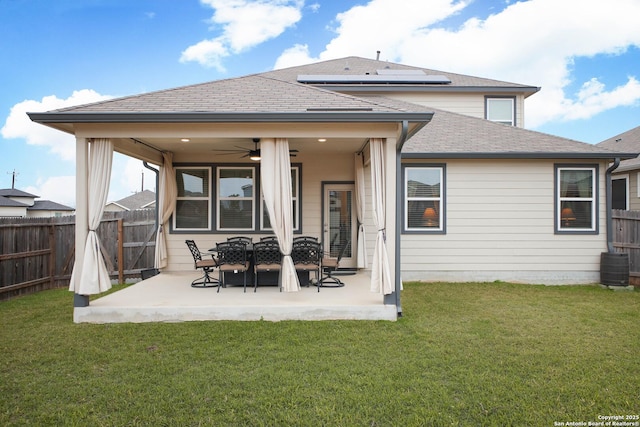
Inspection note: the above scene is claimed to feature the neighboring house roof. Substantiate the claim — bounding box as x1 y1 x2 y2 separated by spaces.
28 200 74 211
0 188 39 198
108 190 156 211
597 125 640 172
0 196 29 207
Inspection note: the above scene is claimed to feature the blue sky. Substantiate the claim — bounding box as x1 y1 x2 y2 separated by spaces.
1 0 639 207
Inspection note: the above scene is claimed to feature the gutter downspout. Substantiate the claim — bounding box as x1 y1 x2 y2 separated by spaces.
389 120 410 316
606 158 621 253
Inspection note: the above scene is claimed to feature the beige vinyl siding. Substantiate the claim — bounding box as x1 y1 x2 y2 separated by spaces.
374 92 526 128
400 159 609 284
631 172 640 211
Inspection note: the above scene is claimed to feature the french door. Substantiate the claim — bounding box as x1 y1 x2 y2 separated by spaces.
322 183 356 268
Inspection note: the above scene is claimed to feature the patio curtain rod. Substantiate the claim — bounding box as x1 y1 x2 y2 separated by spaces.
356 139 370 156
130 138 165 154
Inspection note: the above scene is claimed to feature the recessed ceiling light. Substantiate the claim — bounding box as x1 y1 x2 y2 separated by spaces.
181 138 190 142
318 138 327 142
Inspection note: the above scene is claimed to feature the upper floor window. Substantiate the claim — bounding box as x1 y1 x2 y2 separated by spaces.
556 165 597 233
174 167 211 230
403 165 445 233
486 97 515 126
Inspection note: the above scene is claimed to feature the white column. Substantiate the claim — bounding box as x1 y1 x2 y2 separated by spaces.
384 137 397 295
74 137 89 305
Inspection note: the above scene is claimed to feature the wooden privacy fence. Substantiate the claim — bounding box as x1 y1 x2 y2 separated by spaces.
612 209 640 283
0 210 156 300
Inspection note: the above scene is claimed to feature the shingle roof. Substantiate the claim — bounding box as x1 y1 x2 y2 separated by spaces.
363 96 635 158
28 200 74 211
0 188 38 198
109 190 156 210
262 56 538 91
597 125 640 171
0 196 29 207
51 74 413 114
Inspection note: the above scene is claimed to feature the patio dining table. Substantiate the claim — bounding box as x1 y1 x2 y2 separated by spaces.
208 243 310 287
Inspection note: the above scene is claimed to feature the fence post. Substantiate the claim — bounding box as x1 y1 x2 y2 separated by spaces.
49 223 55 289
118 218 124 284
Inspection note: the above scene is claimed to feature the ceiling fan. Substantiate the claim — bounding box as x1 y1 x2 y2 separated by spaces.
211 138 298 161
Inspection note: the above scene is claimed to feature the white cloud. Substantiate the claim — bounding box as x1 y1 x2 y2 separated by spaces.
275 0 640 128
26 176 76 207
180 0 304 70
273 43 315 69
1 89 112 161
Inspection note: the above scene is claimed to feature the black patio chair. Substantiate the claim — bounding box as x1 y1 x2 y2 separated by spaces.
260 235 279 243
292 239 322 292
185 240 220 289
227 236 253 245
253 240 282 292
293 236 318 243
320 239 350 287
216 241 251 292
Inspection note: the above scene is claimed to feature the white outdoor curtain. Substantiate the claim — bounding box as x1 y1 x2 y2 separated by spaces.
154 152 177 269
69 138 113 295
354 153 368 269
260 138 300 292
369 138 393 295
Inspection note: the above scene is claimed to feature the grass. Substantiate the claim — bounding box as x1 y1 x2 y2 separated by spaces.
1 282 639 426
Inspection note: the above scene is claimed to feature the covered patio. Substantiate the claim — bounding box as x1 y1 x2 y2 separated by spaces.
76 270 395 323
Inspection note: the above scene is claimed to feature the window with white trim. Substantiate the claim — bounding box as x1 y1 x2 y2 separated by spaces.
556 165 597 233
217 166 255 231
174 167 211 230
261 166 300 231
486 97 515 126
403 165 445 232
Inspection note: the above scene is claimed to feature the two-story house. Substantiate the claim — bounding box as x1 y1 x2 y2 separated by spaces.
28 56 634 322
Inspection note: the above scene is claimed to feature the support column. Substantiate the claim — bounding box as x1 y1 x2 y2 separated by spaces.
383 137 398 308
74 137 89 307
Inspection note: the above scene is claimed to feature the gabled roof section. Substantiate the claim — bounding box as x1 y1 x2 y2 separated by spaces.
0 188 38 198
109 190 156 211
597 125 640 151
597 125 640 171
30 73 429 119
261 56 539 96
29 200 74 211
360 96 636 159
0 196 29 207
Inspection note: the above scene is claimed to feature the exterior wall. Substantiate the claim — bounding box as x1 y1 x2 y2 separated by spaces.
26 210 74 218
627 172 640 211
0 206 27 217
400 158 609 284
164 151 358 273
362 92 526 128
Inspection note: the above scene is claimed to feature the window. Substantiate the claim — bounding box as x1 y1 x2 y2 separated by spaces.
486 97 515 126
173 164 301 233
612 176 628 210
556 165 597 233
174 167 211 230
261 166 300 230
403 165 445 232
217 167 255 231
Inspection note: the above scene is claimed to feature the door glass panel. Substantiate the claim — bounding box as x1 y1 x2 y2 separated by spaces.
328 190 353 258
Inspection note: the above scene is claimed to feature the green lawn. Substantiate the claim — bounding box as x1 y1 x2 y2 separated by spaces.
1 282 639 426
